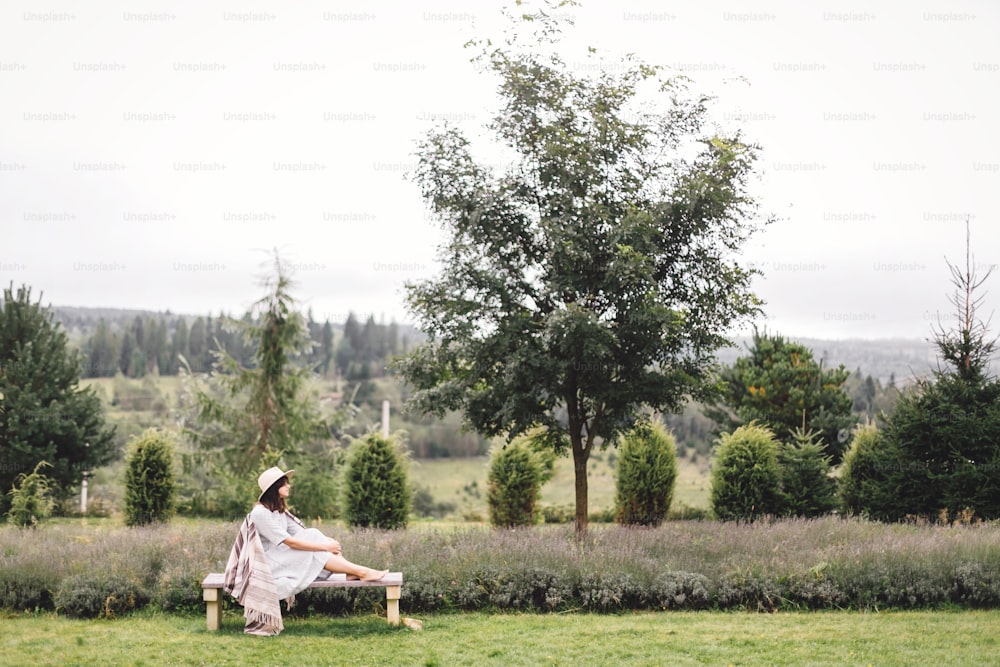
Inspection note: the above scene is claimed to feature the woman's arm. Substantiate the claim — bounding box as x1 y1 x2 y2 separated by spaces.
282 535 341 555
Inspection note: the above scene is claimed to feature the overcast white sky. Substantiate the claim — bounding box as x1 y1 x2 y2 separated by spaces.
2 0 998 340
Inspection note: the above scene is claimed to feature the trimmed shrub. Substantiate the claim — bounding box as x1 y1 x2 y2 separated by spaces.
6 461 55 528
342 432 411 529
486 437 549 528
284 451 343 521
123 429 176 527
615 421 678 526
778 429 837 518
710 423 784 521
462 565 574 611
154 563 210 614
540 504 574 524
839 423 894 518
577 571 645 611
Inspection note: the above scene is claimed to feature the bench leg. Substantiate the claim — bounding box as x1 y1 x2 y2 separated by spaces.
385 585 401 626
204 588 221 631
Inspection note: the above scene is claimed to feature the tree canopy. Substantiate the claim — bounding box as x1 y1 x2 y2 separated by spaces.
393 5 770 533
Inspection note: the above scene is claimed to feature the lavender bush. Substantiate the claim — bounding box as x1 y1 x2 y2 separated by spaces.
2 517 998 616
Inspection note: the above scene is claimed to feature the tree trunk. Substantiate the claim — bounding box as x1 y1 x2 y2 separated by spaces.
567 389 590 535
572 434 589 535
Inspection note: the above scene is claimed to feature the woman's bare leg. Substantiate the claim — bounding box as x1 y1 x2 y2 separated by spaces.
323 554 388 581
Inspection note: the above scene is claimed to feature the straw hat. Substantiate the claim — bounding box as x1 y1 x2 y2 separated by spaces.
257 466 294 501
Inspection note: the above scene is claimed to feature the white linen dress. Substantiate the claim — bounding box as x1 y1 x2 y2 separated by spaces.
249 504 335 600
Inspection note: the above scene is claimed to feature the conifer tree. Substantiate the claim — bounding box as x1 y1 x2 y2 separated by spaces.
614 421 678 526
182 253 340 517
880 222 1000 521
123 429 176 526
342 431 411 529
0 284 115 514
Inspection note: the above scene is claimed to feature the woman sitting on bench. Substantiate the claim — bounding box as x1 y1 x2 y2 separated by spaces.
251 466 389 596
224 466 389 634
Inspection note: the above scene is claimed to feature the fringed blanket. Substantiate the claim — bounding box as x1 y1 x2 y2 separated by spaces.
223 514 284 636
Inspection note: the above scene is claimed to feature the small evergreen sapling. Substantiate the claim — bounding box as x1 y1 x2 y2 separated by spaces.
778 428 837 518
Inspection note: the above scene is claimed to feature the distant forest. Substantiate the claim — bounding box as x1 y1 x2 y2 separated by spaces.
53 306 421 382
54 305 949 386
46 306 954 458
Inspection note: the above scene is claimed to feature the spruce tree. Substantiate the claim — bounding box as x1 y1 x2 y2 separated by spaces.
182 253 340 518
6 461 55 527
881 222 1000 521
777 428 836 518
0 284 115 514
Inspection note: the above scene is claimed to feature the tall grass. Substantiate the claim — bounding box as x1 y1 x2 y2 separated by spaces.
2 517 998 617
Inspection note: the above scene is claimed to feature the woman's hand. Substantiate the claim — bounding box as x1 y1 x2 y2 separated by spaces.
326 539 342 555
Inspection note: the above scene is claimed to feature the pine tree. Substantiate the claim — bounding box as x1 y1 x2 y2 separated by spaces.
119 330 134 376
86 318 118 378
319 321 334 377
187 317 207 372
705 329 856 462
169 318 189 375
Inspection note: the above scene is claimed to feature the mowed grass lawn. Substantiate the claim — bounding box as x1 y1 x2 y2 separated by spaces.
5 608 998 666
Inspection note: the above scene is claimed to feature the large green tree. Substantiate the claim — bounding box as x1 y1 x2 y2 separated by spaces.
705 330 856 462
0 285 115 513
392 5 769 533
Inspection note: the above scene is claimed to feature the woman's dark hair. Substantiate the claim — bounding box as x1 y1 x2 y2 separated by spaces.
259 476 288 513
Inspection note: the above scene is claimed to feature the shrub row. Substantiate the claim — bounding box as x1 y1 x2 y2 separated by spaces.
2 517 998 617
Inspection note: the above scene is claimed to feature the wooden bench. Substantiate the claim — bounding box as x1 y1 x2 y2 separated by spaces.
201 572 403 631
